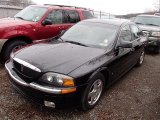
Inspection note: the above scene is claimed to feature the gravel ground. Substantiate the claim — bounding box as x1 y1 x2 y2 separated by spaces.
0 54 160 120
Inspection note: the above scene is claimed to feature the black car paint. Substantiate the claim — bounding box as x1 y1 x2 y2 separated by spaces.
5 20 146 107
13 42 106 75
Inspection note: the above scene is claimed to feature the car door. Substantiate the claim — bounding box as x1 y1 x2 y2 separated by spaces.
37 9 65 40
130 24 144 63
62 9 80 31
107 25 135 82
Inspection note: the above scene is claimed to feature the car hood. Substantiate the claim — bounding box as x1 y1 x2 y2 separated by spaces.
14 42 106 75
0 18 35 28
138 24 160 32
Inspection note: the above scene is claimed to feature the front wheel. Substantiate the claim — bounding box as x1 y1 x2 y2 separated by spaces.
81 73 105 111
1 40 27 63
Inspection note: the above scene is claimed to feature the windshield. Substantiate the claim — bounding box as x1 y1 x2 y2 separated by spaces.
134 16 160 26
61 21 118 49
14 6 47 22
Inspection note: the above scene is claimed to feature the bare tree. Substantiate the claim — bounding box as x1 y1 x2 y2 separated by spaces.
0 0 34 7
154 0 160 12
12 0 33 7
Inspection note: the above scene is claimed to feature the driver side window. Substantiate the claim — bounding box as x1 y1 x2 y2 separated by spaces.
130 25 141 40
46 10 63 24
119 25 132 41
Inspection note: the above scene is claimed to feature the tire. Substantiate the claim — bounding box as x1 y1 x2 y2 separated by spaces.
81 73 105 111
1 40 27 63
136 50 145 67
154 46 160 54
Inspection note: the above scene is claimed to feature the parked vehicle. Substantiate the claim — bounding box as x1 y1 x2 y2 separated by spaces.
0 4 94 63
134 15 160 53
154 13 160 16
5 19 147 110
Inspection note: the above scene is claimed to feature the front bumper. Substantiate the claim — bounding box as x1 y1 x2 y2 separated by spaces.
148 36 160 46
5 62 84 108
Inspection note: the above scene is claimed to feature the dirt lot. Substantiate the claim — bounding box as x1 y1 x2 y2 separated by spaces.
0 54 160 120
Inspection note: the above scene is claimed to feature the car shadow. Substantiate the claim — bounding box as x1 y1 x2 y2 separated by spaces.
145 50 160 55
24 98 91 117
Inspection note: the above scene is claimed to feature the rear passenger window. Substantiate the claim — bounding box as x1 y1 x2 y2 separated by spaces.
64 10 80 23
119 25 132 41
83 11 94 19
130 25 141 40
46 10 63 24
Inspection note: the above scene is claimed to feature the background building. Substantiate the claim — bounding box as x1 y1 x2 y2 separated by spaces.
0 0 33 18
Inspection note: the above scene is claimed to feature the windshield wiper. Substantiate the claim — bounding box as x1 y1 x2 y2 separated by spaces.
48 36 64 42
135 22 144 25
15 16 24 20
145 23 159 26
65 41 88 47
58 37 64 42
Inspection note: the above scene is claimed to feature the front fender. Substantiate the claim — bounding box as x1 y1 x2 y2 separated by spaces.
88 67 108 81
69 54 113 78
3 31 35 40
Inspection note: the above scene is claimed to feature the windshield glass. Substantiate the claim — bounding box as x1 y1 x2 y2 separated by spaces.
61 21 118 49
134 16 160 26
14 6 47 22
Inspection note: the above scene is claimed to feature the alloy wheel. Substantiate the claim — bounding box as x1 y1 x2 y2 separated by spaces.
139 51 145 65
87 79 103 106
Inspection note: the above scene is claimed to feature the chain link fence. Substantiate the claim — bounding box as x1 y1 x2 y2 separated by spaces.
93 11 115 19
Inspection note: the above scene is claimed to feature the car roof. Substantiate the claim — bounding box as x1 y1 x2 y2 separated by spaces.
83 18 131 27
137 14 160 18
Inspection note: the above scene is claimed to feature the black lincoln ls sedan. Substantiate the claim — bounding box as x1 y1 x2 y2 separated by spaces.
5 19 147 111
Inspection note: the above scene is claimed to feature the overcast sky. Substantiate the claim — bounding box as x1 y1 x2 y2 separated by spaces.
32 0 156 15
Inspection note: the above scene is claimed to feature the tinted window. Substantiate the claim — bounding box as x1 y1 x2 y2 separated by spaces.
130 25 140 40
119 25 132 41
46 10 63 24
64 10 80 23
134 16 160 26
61 22 118 49
83 11 94 19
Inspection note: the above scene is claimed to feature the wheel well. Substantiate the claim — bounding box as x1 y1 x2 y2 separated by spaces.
100 69 110 86
0 36 32 55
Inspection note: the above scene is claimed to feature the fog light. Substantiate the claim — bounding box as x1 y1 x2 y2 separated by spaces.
44 101 55 108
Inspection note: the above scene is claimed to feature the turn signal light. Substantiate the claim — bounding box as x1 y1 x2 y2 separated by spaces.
61 88 77 94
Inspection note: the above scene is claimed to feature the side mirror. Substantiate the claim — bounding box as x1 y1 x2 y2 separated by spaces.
42 19 52 26
118 40 133 48
137 31 144 36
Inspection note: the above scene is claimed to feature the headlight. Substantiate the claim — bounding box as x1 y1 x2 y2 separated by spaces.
152 31 160 37
39 72 75 87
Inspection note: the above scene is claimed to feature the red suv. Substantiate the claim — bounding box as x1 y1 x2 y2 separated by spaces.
0 5 94 63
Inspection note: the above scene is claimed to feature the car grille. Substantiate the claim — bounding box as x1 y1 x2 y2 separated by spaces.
13 60 41 82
